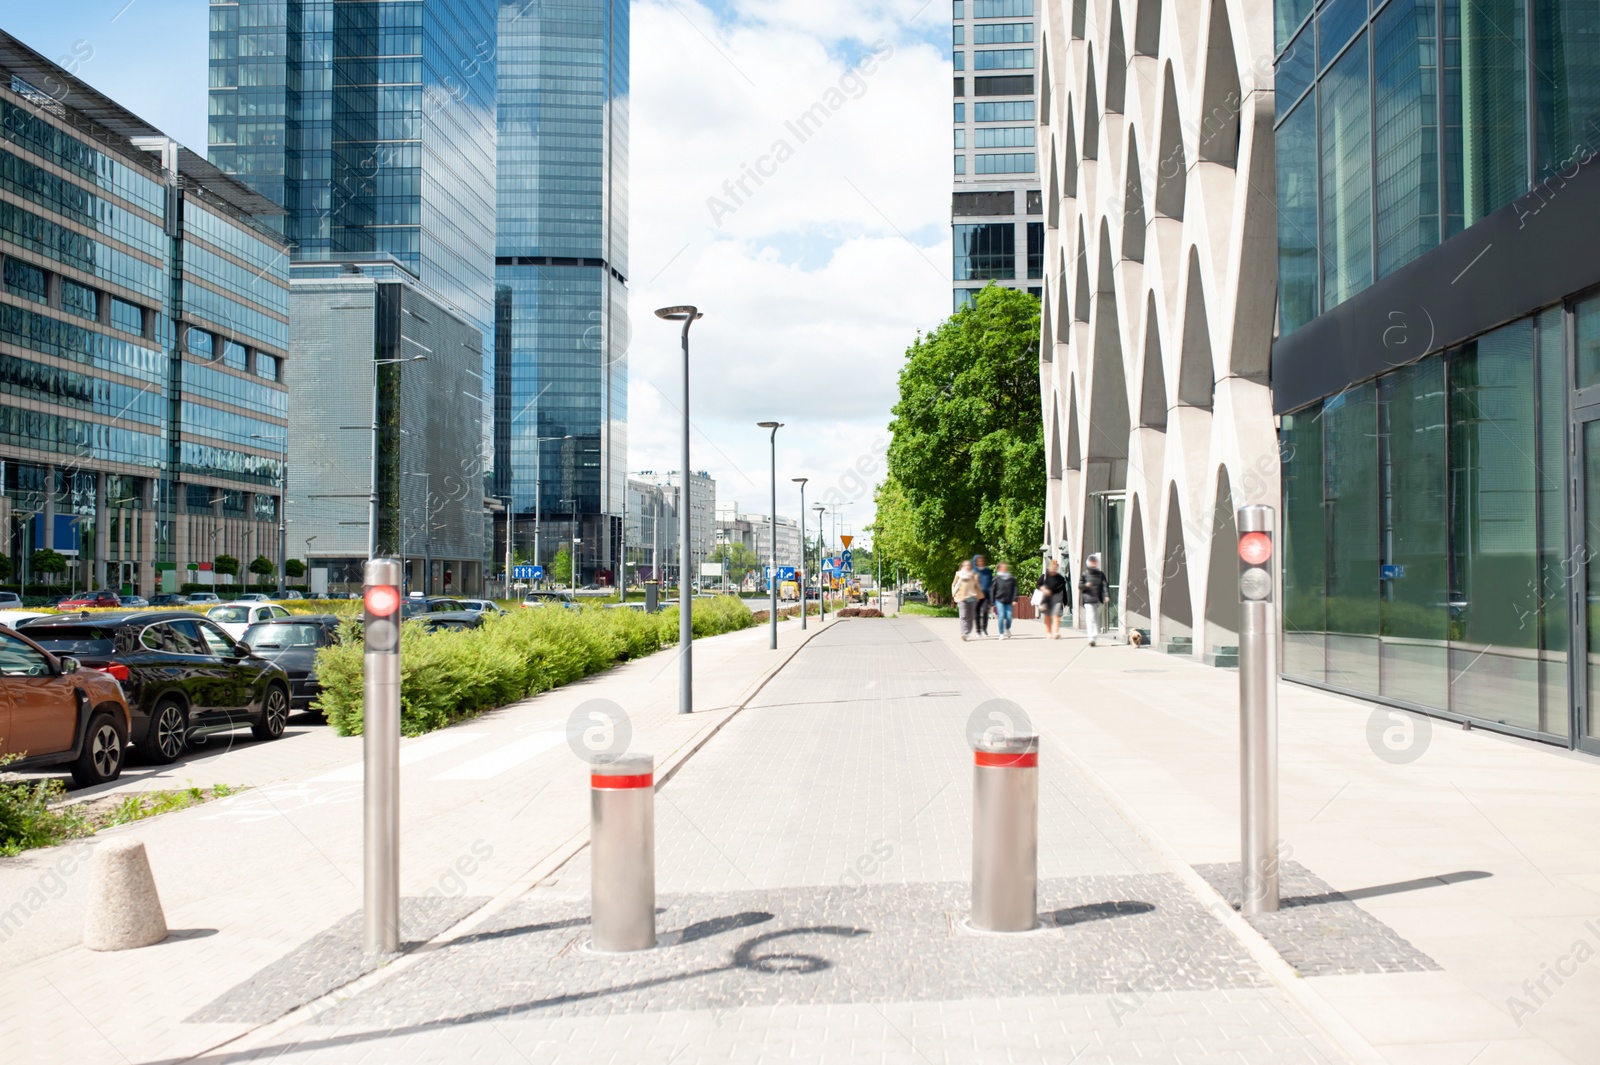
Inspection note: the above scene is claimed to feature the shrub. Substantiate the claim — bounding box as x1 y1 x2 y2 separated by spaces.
317 596 755 736
838 607 883 618
0 757 85 856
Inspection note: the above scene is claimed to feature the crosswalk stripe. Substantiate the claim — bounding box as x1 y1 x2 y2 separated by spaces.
430 731 567 781
310 730 487 782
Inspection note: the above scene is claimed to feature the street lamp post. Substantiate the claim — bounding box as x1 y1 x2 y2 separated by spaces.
368 355 427 559
792 477 808 630
813 504 827 621
656 305 702 714
757 422 783 650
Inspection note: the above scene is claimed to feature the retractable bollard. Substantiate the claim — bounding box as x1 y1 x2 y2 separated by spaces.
1237 505 1280 915
971 733 1039 932
362 558 403 955
590 753 656 952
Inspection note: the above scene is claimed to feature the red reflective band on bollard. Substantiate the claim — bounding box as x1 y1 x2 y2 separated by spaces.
974 750 1038 768
591 773 654 790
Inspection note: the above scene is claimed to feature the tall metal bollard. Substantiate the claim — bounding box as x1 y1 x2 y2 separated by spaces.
970 732 1039 932
1236 505 1280 915
590 753 656 951
363 558 403 954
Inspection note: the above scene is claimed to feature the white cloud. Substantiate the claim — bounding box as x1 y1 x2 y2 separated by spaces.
628 0 952 539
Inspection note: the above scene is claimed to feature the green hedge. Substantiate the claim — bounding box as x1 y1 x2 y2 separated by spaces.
315 596 756 736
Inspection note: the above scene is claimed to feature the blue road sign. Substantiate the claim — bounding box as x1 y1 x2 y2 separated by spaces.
766 566 796 581
1380 564 1405 580
513 565 544 580
841 549 853 572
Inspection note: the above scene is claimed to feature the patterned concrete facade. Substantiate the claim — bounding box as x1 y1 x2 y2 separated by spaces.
1037 0 1279 661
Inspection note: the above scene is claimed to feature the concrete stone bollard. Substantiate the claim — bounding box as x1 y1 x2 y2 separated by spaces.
84 838 168 951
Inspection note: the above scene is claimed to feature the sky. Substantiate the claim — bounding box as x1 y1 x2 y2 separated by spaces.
3 0 957 546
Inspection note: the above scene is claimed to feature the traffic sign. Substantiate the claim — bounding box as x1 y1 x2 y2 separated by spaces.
513 565 544 580
840 535 853 548
841 549 853 572
765 566 796 581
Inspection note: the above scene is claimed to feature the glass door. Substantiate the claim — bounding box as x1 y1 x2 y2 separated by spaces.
1576 416 1600 752
1092 492 1125 629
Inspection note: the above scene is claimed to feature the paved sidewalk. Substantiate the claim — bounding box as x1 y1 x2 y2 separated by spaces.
208 619 1350 1064
0 616 830 1065
938 618 1600 1065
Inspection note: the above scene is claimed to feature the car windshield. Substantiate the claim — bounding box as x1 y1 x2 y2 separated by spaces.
241 622 325 649
22 625 117 656
208 606 251 623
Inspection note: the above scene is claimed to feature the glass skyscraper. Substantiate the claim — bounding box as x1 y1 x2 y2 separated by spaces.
207 0 497 344
494 0 629 585
1273 0 1600 755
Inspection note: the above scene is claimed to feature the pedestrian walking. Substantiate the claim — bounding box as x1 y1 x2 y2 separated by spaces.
951 559 981 641
1035 559 1068 639
972 554 994 637
991 562 1017 639
1081 553 1110 646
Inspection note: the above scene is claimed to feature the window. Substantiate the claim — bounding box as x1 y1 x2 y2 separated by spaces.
973 0 1032 16
1535 0 1600 181
188 328 216 359
1319 34 1372 311
954 129 966 149
974 101 1035 122
1323 382 1380 692
1373 0 1439 278
141 622 202 654
1277 98 1318 335
954 223 1015 280
255 353 279 381
953 190 1015 215
223 340 248 370
954 52 965 71
974 49 1034 70
974 75 1034 96
1577 291 1600 390
975 152 1036 174
195 621 237 657
1275 24 1314 121
955 77 965 97
955 154 967 175
1281 409 1327 682
111 297 144 335
3 257 46 304
0 633 50 676
60 278 98 321
1317 0 1367 69
954 26 965 45
1027 222 1043 279
975 126 1035 148
954 103 966 122
973 23 1034 44
954 1 964 16
1445 0 1527 228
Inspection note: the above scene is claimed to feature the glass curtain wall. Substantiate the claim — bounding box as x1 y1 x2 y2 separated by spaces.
1281 310 1571 740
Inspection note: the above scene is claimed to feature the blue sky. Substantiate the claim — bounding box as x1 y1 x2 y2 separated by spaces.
1 1 955 535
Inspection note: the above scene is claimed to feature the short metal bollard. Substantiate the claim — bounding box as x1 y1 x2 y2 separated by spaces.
590 753 656 951
970 733 1039 932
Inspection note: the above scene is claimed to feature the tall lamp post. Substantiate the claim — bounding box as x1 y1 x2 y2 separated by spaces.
813 504 828 621
250 432 288 597
368 354 427 558
656 305 702 714
757 422 783 649
792 477 808 630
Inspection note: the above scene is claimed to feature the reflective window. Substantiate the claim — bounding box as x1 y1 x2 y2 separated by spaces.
1319 33 1372 311
111 296 144 335
60 278 98 321
954 26 965 45
974 126 1035 148
973 23 1034 44
1374 0 1439 277
255 353 280 381
1578 291 1600 390
0 402 163 468
1443 0 1528 230
0 200 165 301
3 256 47 304
188 327 216 358
1324 382 1380 693
973 49 1034 70
955 154 966 175
1281 409 1327 682
0 302 164 383
1318 0 1368 70
955 52 965 71
0 98 165 216
223 340 248 371
973 100 1035 122
1277 97 1318 335
1027 222 1043 280
955 129 966 149
0 150 166 258
975 152 1036 174
1534 0 1600 181
1275 25 1314 120
954 102 965 122
953 223 1015 280
1277 0 1316 51
972 0 1032 16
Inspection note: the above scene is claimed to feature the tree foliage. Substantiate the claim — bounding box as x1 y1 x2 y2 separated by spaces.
550 545 572 586
707 541 760 584
214 554 241 579
30 548 67 578
285 558 306 579
880 285 1045 596
249 555 275 581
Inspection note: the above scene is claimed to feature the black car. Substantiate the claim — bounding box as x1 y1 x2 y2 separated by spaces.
148 594 188 607
17 610 292 763
239 615 344 714
401 596 466 618
415 610 484 633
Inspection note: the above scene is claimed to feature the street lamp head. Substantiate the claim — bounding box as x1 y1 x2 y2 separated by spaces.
792 476 808 485
757 421 782 430
654 305 702 321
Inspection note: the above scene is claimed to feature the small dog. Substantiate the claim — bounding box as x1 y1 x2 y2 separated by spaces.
1129 630 1144 648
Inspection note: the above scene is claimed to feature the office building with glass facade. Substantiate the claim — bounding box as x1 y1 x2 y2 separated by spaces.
0 34 291 597
953 0 1044 309
1273 0 1600 753
494 0 629 587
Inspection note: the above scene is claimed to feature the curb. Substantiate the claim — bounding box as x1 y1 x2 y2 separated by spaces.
184 617 838 1062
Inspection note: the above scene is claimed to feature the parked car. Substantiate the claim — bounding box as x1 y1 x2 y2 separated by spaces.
119 595 149 608
17 611 292 763
521 591 575 609
456 598 505 616
278 590 304 600
56 590 122 610
415 610 484 633
401 596 466 618
233 593 271 603
148 594 188 607
185 592 222 604
239 615 342 714
0 591 22 608
0 625 132 786
207 602 293 639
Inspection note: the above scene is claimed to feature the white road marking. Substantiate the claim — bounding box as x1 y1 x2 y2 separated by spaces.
310 730 488 782
430 731 567 781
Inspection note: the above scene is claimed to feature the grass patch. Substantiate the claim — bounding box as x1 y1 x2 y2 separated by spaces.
93 783 239 829
900 602 957 618
0 759 86 856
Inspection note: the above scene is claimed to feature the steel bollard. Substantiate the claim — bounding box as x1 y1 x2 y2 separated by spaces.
970 733 1039 932
590 753 656 951
362 558 403 955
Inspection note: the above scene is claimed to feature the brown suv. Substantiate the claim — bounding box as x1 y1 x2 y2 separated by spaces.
0 626 132 786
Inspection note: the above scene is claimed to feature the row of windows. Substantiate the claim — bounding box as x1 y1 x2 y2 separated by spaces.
0 97 165 216
181 361 288 418
954 75 1037 98
0 150 167 259
0 401 163 468
180 399 287 451
181 280 290 352
183 202 289 281
185 324 281 381
2 255 151 337
953 101 1037 124
180 240 289 319
1276 0 1600 334
955 22 1034 45
0 350 164 426
974 152 1036 174
954 0 1035 16
178 439 281 487
0 301 164 384
0 200 166 302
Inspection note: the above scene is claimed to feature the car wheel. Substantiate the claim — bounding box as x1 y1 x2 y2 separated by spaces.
143 699 188 764
252 684 289 741
70 713 125 786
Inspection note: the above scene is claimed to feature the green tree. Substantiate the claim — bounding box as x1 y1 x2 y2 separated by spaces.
0 554 12 582
550 545 572 586
30 548 67 583
881 284 1045 597
249 555 275 584
706 541 760 586
285 558 306 579
214 554 241 584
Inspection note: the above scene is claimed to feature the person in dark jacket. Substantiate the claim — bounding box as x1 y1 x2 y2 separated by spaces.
972 554 994 637
991 562 1018 639
1036 559 1068 639
1080 553 1110 646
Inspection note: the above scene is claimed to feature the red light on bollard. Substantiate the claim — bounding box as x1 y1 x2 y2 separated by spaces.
1238 532 1273 566
365 584 401 616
